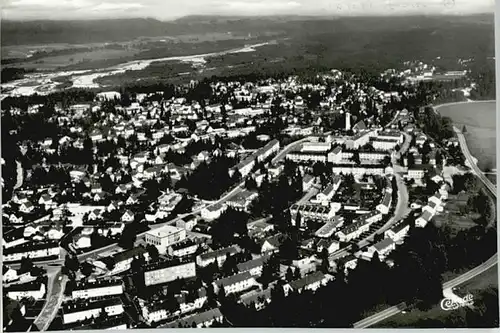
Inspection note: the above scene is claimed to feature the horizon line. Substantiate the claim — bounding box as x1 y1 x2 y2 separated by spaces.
2 11 495 22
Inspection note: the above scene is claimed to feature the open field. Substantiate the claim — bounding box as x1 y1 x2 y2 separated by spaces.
7 48 140 70
2 33 268 72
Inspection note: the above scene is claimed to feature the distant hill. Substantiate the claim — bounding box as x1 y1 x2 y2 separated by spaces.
1 14 493 46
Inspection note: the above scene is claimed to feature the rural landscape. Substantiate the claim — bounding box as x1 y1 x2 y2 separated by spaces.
1 0 498 331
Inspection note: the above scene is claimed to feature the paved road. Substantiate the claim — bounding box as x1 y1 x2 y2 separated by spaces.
33 267 68 331
454 127 496 196
385 110 401 129
358 173 410 248
272 137 310 163
14 161 23 190
394 132 412 161
353 127 498 328
297 184 321 204
353 302 407 328
329 137 411 261
443 255 498 290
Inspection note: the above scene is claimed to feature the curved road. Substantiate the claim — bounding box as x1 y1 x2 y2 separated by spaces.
33 268 68 331
354 126 497 328
329 130 411 261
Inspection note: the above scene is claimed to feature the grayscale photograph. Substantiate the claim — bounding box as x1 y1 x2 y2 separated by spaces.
1 0 498 330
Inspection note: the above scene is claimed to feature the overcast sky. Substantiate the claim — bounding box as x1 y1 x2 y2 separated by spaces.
1 0 495 20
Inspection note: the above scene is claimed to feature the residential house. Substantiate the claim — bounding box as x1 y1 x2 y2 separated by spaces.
3 242 60 262
213 272 256 295
73 236 92 249
283 271 332 296
314 216 345 238
19 201 34 214
302 174 315 191
316 239 340 254
376 191 392 215
240 287 272 311
416 210 433 228
3 228 27 249
93 247 149 275
5 280 46 300
261 234 286 254
121 210 135 223
143 260 196 286
336 255 358 274
336 219 371 243
226 190 258 212
160 308 223 328
168 239 199 258
176 215 198 231
200 203 227 221
407 166 427 180
236 255 271 277
384 220 410 242
196 245 241 267
62 298 124 324
3 265 18 283
366 238 396 260
72 278 124 299
290 203 336 223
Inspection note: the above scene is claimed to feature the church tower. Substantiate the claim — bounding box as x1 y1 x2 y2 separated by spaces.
345 111 351 131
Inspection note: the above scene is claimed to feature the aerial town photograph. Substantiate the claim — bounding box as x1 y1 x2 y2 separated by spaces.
0 0 498 330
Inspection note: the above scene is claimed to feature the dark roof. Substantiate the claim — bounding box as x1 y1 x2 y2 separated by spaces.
170 239 198 251
353 120 367 130
289 271 326 290
338 219 370 235
263 233 286 248
317 239 339 249
3 241 59 255
214 272 252 288
380 192 392 207
62 297 122 314
390 220 410 234
336 254 357 266
198 245 239 261
160 308 223 328
144 258 194 273
240 287 273 306
5 280 44 292
73 277 123 291
373 238 395 251
419 210 433 221
331 164 384 169
237 255 270 273
71 314 128 330
315 216 344 237
98 247 147 266
3 227 24 242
